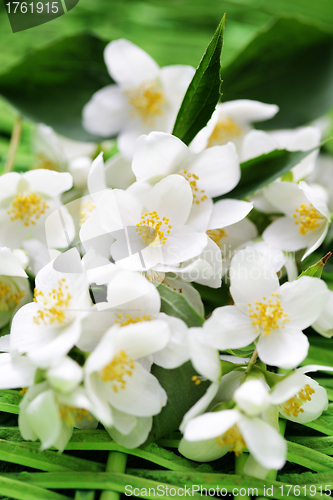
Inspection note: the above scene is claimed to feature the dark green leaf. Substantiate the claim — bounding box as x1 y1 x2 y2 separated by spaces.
157 283 204 327
0 34 112 141
286 441 333 471
221 17 333 129
172 15 225 145
147 362 209 444
215 147 317 201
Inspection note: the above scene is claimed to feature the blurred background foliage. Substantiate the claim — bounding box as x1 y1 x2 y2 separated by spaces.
0 0 333 170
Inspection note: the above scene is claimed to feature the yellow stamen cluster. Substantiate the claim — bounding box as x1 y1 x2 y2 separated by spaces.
115 313 151 326
35 153 58 171
126 81 165 125
248 292 289 337
206 228 228 247
33 279 71 325
80 201 96 225
179 170 207 205
0 280 24 311
293 203 322 235
136 211 171 246
8 193 49 226
207 118 242 148
59 404 93 427
100 350 135 393
280 384 315 417
216 425 246 456
191 375 201 385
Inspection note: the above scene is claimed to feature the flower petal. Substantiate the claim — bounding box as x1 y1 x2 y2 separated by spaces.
208 199 253 230
256 327 309 369
179 436 225 462
184 409 241 441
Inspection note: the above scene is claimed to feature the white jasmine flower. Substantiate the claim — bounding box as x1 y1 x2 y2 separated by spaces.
131 132 241 231
10 254 92 368
19 380 96 451
84 322 169 447
0 247 31 328
87 152 135 193
190 100 279 154
180 379 286 469
262 181 330 260
83 39 195 159
312 290 333 338
0 170 75 249
203 248 328 368
270 365 330 424
92 174 207 271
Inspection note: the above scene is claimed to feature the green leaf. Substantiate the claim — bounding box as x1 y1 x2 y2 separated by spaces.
221 17 333 129
0 475 68 500
0 34 112 142
299 404 333 436
298 252 332 279
215 147 318 201
172 15 225 145
279 470 333 487
147 361 209 443
156 283 204 327
286 441 333 472
288 435 333 455
0 390 22 414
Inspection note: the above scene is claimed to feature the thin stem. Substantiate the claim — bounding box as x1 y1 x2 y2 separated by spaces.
100 451 127 500
4 117 22 174
240 348 258 384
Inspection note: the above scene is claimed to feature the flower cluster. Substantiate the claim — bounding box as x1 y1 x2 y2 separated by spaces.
0 38 332 478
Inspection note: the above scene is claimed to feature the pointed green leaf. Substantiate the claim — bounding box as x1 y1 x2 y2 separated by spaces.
287 441 333 472
172 15 225 145
215 147 318 201
221 17 333 129
298 252 332 279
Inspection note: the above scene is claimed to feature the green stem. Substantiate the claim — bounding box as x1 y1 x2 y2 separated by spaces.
4 117 22 174
100 451 127 500
240 348 258 384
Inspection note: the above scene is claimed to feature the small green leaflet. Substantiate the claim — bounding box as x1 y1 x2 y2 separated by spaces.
157 283 204 327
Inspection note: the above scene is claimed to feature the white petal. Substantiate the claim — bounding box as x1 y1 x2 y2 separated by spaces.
229 248 279 311
24 170 73 198
256 328 309 369
204 306 257 350
83 85 128 137
153 313 190 369
241 130 278 162
0 247 27 278
98 188 142 232
25 389 62 450
107 270 160 315
107 415 152 449
162 227 208 265
208 199 253 230
279 276 328 329
263 181 309 218
132 132 189 183
184 409 241 441
186 196 213 232
263 217 315 251
107 362 166 416
87 153 106 194
234 379 271 417
179 436 225 462
159 65 195 112
299 181 330 220
248 241 286 274
238 417 286 470
77 307 116 351
146 175 193 227
0 353 35 389
218 100 279 124
179 382 219 432
104 39 159 86
105 154 135 190
182 142 240 198
47 357 83 394
188 327 221 382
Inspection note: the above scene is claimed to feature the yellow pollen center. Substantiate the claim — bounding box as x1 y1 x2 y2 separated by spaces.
207 117 242 148
126 81 165 125
136 211 171 246
179 170 207 205
115 313 151 326
216 425 246 456
248 292 289 337
33 279 71 325
80 200 96 225
0 279 24 312
8 193 49 226
100 350 135 393
59 404 93 427
191 375 201 385
206 228 228 247
293 203 322 235
280 384 315 417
